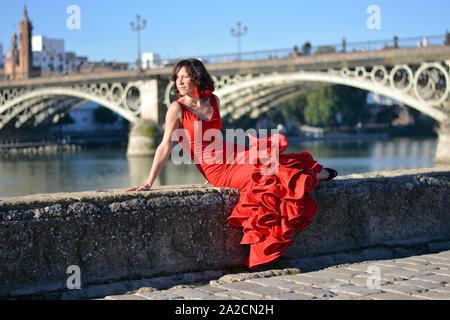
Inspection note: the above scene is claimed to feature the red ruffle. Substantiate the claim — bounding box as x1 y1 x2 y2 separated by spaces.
227 133 323 269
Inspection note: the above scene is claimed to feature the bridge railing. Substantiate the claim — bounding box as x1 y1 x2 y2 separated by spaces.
0 33 448 82
160 33 448 65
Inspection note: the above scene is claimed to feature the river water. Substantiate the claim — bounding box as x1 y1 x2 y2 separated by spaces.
0 137 439 198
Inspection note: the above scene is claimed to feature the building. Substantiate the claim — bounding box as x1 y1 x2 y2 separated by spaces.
32 35 65 73
0 44 4 67
80 61 129 73
4 6 35 80
65 52 88 73
142 52 161 69
65 52 128 74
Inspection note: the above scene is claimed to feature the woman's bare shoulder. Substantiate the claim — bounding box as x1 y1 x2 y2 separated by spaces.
168 100 183 114
165 100 183 125
170 100 183 109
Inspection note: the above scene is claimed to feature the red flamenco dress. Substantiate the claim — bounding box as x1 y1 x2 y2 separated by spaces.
176 94 323 269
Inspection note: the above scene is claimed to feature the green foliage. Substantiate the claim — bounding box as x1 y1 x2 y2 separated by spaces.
280 85 369 127
129 119 158 138
333 85 370 126
304 86 339 126
145 125 156 136
93 106 118 124
265 107 285 124
280 94 306 123
227 85 370 129
222 114 258 131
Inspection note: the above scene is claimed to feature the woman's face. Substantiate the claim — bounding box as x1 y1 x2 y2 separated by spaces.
176 66 195 96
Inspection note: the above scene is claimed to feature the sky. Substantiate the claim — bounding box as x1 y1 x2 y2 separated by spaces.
0 0 449 63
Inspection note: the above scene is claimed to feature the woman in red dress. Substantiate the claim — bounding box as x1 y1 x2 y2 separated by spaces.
123 58 337 269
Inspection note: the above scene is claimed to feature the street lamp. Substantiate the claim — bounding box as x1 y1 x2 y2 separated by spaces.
130 14 146 70
231 22 247 61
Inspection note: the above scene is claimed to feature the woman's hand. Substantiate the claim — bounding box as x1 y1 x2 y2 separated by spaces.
122 183 153 192
121 102 182 194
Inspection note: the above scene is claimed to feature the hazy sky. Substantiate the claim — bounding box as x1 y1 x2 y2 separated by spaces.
1 0 449 62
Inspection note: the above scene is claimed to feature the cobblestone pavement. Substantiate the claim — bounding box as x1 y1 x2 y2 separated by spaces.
102 249 450 300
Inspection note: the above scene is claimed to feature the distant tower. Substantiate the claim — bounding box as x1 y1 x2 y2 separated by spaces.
4 33 19 81
18 5 33 80
4 5 33 80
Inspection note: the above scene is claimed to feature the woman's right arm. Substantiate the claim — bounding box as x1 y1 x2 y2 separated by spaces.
122 101 182 191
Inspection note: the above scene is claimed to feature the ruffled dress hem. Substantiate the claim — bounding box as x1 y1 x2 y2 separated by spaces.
226 133 323 269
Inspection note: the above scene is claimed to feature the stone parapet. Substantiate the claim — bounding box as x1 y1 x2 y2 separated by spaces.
1 166 449 298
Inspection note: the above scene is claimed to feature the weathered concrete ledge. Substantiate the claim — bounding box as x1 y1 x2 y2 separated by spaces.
1 166 450 298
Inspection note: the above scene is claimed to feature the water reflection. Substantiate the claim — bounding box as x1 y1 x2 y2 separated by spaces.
0 150 131 197
0 137 439 198
127 156 205 187
288 137 437 176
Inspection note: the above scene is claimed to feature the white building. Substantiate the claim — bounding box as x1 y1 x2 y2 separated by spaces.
32 35 65 73
0 44 4 67
142 52 161 69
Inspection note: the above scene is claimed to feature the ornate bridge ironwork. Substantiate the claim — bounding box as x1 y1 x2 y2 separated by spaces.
0 81 149 130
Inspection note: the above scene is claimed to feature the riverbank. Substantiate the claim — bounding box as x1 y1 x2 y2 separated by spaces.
286 133 389 142
0 140 82 154
0 136 128 154
286 123 437 141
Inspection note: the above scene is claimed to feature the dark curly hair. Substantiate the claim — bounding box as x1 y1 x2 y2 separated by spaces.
171 58 214 96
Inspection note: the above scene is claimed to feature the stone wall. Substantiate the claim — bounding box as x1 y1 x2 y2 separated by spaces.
1 166 449 298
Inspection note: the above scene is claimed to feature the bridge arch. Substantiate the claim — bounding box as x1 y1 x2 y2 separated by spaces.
0 87 140 130
213 68 448 122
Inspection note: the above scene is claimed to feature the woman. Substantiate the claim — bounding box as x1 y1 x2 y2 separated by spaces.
123 58 337 269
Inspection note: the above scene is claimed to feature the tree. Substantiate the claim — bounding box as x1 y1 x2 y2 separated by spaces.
55 113 75 138
376 105 398 127
93 106 118 129
280 85 369 127
304 86 339 127
281 94 307 123
332 85 370 126
265 107 285 125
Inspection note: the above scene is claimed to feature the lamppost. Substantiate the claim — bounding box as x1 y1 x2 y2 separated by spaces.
130 15 146 70
231 22 247 61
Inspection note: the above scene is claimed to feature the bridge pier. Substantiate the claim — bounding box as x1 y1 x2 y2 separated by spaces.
126 119 158 157
126 80 160 157
435 121 450 164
